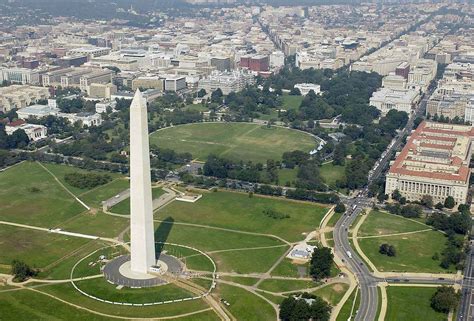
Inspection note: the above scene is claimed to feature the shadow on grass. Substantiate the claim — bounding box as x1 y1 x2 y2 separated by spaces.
155 216 174 257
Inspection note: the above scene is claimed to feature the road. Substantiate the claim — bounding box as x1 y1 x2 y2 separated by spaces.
458 244 474 321
333 82 444 321
334 196 379 321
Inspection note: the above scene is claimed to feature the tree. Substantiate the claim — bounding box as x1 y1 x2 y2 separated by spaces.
379 244 396 257
421 195 434 208
435 202 444 210
391 189 402 201
430 286 460 313
279 294 331 321
11 260 37 282
335 202 346 214
310 247 333 280
290 87 301 96
197 88 207 98
444 196 455 209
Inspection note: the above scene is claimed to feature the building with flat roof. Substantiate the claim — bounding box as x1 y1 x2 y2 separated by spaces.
42 67 113 91
370 88 420 115
198 70 254 95
0 67 40 85
385 121 474 206
0 85 50 113
5 120 47 141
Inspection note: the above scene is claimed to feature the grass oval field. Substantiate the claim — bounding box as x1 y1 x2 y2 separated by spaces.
149 122 318 163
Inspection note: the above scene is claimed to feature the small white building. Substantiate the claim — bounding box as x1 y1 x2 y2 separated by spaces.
57 112 102 127
5 120 47 141
294 83 321 96
95 100 117 114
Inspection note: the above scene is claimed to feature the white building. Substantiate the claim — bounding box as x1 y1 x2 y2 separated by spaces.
95 100 117 114
164 76 187 92
294 83 321 96
198 70 254 95
270 51 285 69
5 120 47 141
0 68 40 85
57 112 102 127
382 74 407 90
16 104 57 120
370 88 420 115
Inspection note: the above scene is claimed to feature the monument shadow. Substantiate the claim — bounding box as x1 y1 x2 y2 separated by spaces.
154 216 174 258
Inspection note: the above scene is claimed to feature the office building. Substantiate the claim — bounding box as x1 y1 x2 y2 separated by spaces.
385 121 474 206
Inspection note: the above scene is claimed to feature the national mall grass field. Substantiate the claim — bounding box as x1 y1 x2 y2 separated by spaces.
0 161 336 320
149 122 318 163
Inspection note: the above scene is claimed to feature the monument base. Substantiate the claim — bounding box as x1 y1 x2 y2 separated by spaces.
103 254 183 288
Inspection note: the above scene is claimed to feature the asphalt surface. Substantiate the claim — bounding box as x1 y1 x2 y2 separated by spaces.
334 195 379 321
333 84 448 321
458 245 474 321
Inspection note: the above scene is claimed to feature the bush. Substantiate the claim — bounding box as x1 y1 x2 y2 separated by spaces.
379 243 396 257
64 172 112 189
11 260 37 282
335 202 346 214
263 208 289 219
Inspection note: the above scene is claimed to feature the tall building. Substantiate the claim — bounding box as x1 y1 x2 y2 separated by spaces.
240 55 270 72
385 121 474 206
129 90 156 274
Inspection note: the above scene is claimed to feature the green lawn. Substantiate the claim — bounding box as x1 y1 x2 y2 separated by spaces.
320 162 346 188
41 162 122 196
217 284 276 321
149 122 317 163
40 283 210 318
75 278 193 303
58 211 129 238
0 225 90 270
271 258 308 278
282 94 303 110
358 230 452 273
211 246 288 274
0 289 111 321
257 279 318 293
0 162 85 227
312 283 350 306
80 178 130 208
385 287 448 321
156 190 329 242
278 167 298 186
336 287 359 321
184 103 209 113
358 210 430 237
220 276 259 286
110 187 165 215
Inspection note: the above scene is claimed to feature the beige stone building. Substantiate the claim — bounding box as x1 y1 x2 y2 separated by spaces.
0 85 50 112
385 121 474 206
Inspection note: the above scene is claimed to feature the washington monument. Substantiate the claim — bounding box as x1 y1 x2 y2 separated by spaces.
129 90 156 274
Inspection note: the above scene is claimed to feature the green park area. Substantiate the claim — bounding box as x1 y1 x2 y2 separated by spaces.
320 162 346 188
281 94 303 110
109 187 165 215
156 189 329 242
149 122 317 163
0 161 334 320
385 286 448 321
357 210 453 273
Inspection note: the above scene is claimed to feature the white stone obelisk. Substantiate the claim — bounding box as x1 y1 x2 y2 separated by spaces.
129 89 156 274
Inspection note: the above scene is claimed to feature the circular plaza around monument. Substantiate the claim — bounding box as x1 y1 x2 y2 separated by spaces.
70 242 217 306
